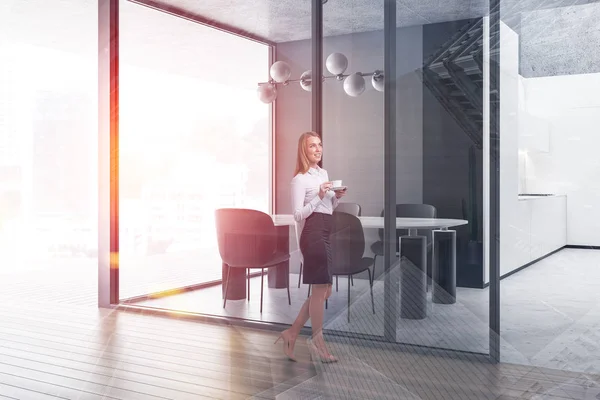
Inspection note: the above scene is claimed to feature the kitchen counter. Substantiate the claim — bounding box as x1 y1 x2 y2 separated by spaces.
501 193 567 277
518 194 566 201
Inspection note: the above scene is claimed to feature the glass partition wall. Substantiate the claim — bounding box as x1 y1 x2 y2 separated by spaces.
315 0 493 353
411 3 492 353
100 0 502 359
314 1 387 339
498 0 600 375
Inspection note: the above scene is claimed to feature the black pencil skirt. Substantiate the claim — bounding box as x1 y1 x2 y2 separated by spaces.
300 212 333 285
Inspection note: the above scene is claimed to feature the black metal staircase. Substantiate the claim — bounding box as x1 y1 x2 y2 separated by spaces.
419 0 565 149
420 19 488 149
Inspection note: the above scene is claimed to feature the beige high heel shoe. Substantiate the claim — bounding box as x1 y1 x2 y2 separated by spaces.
307 338 338 363
274 329 297 361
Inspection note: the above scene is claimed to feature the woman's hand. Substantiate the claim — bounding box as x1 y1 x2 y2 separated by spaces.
334 188 347 199
318 182 332 199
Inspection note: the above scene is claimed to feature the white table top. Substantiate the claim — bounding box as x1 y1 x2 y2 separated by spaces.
271 214 467 229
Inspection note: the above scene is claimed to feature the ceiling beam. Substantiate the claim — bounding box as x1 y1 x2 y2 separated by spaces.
126 0 276 47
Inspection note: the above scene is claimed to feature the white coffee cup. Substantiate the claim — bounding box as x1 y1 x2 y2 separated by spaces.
330 180 342 188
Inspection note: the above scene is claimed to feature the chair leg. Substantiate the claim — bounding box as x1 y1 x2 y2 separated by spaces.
372 254 377 279
307 284 311 298
260 268 264 313
297 262 303 288
247 268 250 301
336 276 338 292
223 266 232 309
287 269 291 305
347 275 351 323
351 276 354 286
326 298 328 309
368 268 375 314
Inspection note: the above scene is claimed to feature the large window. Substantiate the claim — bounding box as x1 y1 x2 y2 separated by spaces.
0 0 98 304
119 1 271 300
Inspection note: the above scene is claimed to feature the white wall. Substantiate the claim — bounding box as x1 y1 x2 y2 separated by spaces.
499 22 532 277
521 73 600 246
275 27 424 217
499 22 571 278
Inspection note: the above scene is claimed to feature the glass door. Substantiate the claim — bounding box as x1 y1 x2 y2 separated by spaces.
391 0 491 354
317 0 386 339
498 0 600 374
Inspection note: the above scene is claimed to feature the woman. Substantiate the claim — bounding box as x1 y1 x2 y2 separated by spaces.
275 131 346 363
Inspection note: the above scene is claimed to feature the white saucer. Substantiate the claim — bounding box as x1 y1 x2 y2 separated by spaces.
331 186 347 191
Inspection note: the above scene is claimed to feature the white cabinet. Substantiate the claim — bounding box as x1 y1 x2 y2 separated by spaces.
530 196 567 260
501 196 567 277
519 112 550 152
515 201 532 267
500 200 531 277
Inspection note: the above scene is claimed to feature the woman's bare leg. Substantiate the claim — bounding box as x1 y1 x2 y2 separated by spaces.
290 298 310 335
280 289 314 357
308 284 328 336
288 283 331 336
279 284 334 359
308 284 335 358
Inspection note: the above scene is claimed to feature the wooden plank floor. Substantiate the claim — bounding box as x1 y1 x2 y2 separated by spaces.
0 300 317 399
1 299 600 399
1 259 600 399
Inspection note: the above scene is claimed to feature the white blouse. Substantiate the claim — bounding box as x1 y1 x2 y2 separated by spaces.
291 166 339 223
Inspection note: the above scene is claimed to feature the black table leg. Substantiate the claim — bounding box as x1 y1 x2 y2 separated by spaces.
268 225 290 289
432 229 457 304
222 263 246 300
399 235 427 320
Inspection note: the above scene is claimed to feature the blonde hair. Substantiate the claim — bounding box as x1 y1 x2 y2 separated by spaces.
294 131 321 176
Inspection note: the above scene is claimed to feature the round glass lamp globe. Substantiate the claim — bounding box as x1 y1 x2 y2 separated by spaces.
269 61 291 83
257 83 277 103
371 71 384 92
325 52 348 76
343 73 365 97
300 70 312 91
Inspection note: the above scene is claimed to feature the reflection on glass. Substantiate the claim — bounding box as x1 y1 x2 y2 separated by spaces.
309 0 387 339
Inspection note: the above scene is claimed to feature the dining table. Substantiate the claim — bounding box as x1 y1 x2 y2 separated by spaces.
222 213 467 320
272 214 466 232
268 214 467 319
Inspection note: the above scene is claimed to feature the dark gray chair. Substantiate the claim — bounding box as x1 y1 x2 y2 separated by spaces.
330 211 375 322
370 204 437 279
215 208 291 313
334 202 361 217
298 202 361 289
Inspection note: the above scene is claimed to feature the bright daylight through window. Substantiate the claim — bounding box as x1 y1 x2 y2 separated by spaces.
118 1 271 300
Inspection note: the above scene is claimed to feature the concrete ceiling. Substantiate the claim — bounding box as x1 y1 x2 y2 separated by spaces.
134 0 599 43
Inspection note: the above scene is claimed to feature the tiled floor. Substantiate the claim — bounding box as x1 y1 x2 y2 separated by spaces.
499 248 600 374
138 266 491 354
138 248 600 376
